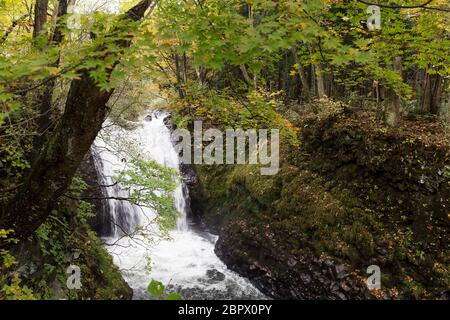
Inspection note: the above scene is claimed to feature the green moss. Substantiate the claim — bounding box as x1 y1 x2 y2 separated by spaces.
193 109 449 299
68 228 132 300
4 197 132 300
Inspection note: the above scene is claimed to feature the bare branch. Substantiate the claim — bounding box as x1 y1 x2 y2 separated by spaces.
356 0 450 12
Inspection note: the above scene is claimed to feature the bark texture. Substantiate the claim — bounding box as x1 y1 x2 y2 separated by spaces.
32 0 49 41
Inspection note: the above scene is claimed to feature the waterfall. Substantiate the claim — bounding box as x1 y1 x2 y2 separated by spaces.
94 112 187 236
93 111 264 300
91 146 142 237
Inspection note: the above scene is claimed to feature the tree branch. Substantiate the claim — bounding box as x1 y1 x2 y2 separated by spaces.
356 0 450 12
0 14 30 45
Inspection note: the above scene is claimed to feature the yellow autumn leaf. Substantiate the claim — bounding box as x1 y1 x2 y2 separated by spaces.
46 67 60 76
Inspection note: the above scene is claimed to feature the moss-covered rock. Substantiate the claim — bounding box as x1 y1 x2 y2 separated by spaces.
2 189 132 300
189 109 449 299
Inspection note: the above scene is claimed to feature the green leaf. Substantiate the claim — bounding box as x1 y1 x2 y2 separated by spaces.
147 279 165 298
163 293 183 300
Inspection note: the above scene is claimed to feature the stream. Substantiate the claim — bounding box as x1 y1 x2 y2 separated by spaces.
93 112 265 300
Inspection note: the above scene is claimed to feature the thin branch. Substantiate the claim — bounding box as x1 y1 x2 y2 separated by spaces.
0 14 30 45
6 60 85 95
63 194 131 202
356 0 450 12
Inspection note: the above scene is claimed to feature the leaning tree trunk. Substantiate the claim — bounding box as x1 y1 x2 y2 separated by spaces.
0 0 155 244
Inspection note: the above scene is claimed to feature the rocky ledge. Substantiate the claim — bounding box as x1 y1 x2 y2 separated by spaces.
215 218 373 300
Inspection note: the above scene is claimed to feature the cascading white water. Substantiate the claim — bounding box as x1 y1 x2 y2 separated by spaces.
93 112 265 300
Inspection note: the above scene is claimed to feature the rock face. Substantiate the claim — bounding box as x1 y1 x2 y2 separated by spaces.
187 110 449 299
213 208 375 300
180 163 209 230
78 150 113 236
214 218 373 299
205 269 226 283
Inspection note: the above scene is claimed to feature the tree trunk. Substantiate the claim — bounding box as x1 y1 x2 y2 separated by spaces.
420 68 432 112
431 75 444 114
32 0 49 42
51 0 69 45
385 56 403 127
0 0 154 244
298 68 310 100
277 60 283 91
174 53 185 98
310 65 315 96
33 0 70 155
240 64 252 85
315 63 326 98
182 52 188 83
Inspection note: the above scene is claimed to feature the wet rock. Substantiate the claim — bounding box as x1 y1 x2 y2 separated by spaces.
206 269 226 282
340 282 351 292
163 114 172 129
300 273 311 285
330 282 340 293
214 214 376 299
376 247 387 255
324 260 334 267
144 114 152 122
170 283 263 300
335 264 349 279
334 291 347 300
287 257 298 268
78 150 113 237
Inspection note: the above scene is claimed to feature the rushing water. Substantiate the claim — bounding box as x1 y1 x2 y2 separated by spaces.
93 112 264 300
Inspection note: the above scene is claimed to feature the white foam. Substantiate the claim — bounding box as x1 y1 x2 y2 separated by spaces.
94 112 264 300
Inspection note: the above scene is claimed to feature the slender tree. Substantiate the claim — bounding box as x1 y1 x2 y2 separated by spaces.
32 0 49 42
